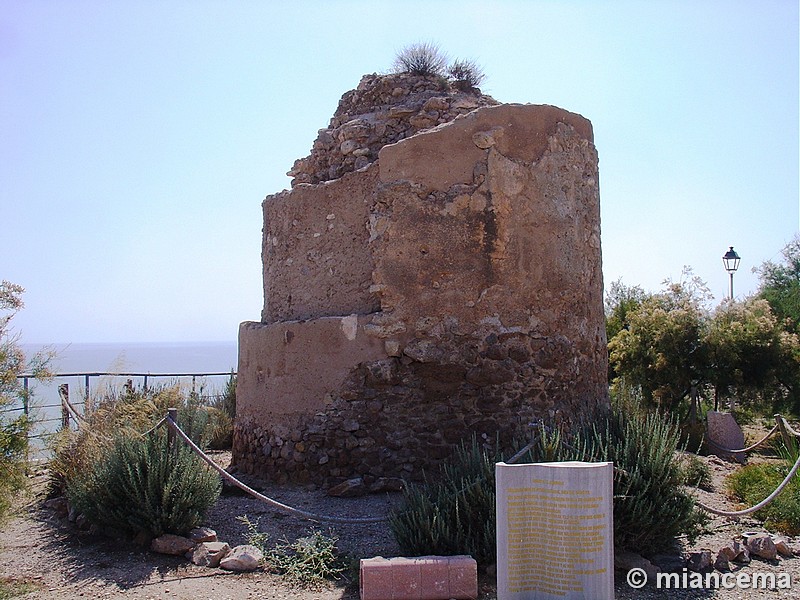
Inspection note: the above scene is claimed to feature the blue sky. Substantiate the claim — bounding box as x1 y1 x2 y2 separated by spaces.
1 0 798 343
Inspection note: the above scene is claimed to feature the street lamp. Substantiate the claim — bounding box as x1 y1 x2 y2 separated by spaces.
722 246 740 300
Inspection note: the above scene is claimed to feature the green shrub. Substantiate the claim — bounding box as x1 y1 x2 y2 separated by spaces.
0 414 32 522
48 382 229 496
392 42 449 77
207 373 235 449
238 515 348 587
65 430 220 538
727 461 800 534
680 453 714 491
390 406 707 563
267 530 349 586
571 409 708 554
1 281 54 522
390 438 498 565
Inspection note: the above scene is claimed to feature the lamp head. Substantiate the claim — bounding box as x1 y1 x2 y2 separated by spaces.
722 246 741 274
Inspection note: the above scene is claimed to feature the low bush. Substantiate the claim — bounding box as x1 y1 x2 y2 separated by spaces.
48 382 231 496
390 405 706 564
0 414 32 522
392 42 448 77
267 530 349 586
1 281 52 523
390 438 498 565
680 453 714 491
239 515 349 586
66 430 220 538
727 460 800 534
447 58 485 91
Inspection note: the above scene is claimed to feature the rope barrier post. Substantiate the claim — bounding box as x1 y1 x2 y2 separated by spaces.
775 414 797 456
58 383 70 430
167 407 178 454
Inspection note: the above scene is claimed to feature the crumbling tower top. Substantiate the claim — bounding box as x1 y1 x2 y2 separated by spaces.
287 72 498 187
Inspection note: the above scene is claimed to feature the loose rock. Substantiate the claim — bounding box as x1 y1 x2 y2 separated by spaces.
219 545 263 572
150 534 196 556
745 533 777 560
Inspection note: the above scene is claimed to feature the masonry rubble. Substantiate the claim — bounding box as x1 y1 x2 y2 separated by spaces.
615 533 797 581
235 71 609 487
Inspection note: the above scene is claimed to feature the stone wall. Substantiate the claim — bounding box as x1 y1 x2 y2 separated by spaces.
235 77 608 487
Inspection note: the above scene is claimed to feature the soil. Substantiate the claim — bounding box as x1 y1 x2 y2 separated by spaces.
1 437 799 599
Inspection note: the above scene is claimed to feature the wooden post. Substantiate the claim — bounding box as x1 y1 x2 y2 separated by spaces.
58 383 70 430
22 378 29 416
167 407 178 453
776 414 796 456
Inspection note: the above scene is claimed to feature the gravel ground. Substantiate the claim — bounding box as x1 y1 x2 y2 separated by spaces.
1 449 798 599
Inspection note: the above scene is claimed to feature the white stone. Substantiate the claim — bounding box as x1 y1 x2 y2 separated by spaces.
219 545 263 572
496 461 614 599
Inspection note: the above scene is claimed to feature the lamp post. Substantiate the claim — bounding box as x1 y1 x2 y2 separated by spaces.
722 246 740 300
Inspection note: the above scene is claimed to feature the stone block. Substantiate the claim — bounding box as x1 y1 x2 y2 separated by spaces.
707 411 746 463
359 556 477 600
496 461 614 599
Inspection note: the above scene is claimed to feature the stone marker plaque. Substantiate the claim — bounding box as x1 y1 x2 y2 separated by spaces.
496 461 614 599
707 411 746 463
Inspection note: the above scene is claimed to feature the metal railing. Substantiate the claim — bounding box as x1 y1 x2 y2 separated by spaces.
9 371 236 443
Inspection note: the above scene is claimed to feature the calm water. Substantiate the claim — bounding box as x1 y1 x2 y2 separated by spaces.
13 341 238 454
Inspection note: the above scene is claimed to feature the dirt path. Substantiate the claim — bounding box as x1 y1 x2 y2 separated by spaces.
1 449 798 599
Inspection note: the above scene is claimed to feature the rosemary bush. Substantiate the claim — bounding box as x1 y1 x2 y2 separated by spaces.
66 430 220 538
49 382 230 496
390 406 706 563
390 438 499 565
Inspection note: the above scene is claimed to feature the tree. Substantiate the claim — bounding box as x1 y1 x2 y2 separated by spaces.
705 298 798 411
608 272 709 411
757 236 800 335
608 268 800 416
0 281 50 522
604 279 648 344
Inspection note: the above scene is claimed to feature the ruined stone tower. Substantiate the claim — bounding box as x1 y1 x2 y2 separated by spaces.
234 73 608 486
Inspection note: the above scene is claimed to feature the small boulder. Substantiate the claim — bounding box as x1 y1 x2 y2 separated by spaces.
327 477 367 498
187 541 231 567
43 497 69 518
745 533 777 560
151 534 196 556
714 551 731 572
687 550 713 572
774 537 795 558
615 551 660 580
719 539 749 563
649 553 685 573
188 527 217 543
368 477 405 493
219 545 263 572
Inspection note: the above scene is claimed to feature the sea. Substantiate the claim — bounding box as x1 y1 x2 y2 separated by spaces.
12 341 238 456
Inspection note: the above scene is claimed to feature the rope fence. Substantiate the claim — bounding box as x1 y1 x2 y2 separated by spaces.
696 414 800 518
56 387 800 525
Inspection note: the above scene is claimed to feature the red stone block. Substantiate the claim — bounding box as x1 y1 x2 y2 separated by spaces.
360 557 394 600
391 557 422 598
418 556 450 599
448 555 478 599
359 555 477 600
